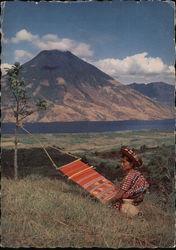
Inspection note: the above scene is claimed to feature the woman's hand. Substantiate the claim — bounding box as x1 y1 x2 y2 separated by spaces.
104 188 125 204
114 186 120 191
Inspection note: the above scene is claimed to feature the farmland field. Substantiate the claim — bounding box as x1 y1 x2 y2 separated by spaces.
1 130 175 248
1 129 174 152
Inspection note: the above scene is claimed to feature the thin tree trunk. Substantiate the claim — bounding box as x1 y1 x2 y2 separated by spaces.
14 123 18 180
14 105 19 180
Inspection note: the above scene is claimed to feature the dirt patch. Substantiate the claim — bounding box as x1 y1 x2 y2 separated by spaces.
95 146 159 159
2 147 174 199
1 148 76 179
2 147 124 181
1 147 146 184
95 150 121 159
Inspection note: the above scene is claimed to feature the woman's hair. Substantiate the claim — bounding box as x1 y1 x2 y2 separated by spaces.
120 146 142 168
121 154 136 168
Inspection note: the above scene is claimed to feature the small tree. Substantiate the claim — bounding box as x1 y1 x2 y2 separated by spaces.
5 62 47 180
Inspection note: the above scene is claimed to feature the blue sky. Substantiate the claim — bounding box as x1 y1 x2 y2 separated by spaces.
1 0 175 84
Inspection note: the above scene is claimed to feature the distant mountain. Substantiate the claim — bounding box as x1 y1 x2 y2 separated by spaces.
1 50 174 122
127 82 174 107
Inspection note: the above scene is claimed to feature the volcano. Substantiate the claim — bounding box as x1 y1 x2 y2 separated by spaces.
1 50 174 122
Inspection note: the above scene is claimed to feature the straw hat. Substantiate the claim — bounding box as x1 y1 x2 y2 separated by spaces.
120 146 143 167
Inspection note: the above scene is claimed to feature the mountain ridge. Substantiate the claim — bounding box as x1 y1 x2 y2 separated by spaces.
1 50 174 122
128 82 174 107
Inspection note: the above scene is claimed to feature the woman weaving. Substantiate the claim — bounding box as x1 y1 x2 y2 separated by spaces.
109 146 149 216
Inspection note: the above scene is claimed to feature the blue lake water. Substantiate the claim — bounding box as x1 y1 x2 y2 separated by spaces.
1 119 175 134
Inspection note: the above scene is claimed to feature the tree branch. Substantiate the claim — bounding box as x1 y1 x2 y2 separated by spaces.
19 111 34 122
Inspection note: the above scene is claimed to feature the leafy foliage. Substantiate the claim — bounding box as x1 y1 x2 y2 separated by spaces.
5 62 47 179
36 99 47 111
6 62 47 123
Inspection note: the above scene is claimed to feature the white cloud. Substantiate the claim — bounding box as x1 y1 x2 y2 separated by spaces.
1 31 8 44
14 50 34 62
42 34 60 42
91 52 175 84
167 65 175 74
9 30 174 84
11 29 39 43
72 43 93 58
35 38 75 51
1 63 13 75
11 29 93 59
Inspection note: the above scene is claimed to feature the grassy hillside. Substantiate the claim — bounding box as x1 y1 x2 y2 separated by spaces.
1 176 174 248
1 130 175 247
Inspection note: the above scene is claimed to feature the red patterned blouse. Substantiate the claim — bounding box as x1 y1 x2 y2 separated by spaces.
120 169 149 200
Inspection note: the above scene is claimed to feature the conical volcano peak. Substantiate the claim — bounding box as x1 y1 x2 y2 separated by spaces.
37 49 74 57
22 49 115 87
31 49 76 65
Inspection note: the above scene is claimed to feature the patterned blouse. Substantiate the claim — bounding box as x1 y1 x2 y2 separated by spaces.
120 169 149 199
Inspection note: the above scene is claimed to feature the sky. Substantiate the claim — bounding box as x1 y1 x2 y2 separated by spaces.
1 0 175 85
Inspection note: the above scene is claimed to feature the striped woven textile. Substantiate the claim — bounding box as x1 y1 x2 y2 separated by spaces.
59 159 117 204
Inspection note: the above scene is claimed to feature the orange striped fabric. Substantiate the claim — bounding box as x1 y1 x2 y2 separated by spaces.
59 159 117 204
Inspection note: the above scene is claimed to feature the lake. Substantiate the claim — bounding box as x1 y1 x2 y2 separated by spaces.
1 119 175 134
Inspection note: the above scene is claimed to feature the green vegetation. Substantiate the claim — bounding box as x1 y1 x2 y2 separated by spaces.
5 62 47 180
1 176 174 248
1 130 175 247
1 129 174 151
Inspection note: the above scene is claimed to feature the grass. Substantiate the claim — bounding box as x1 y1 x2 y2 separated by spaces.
1 130 175 248
1 176 175 248
1 130 174 151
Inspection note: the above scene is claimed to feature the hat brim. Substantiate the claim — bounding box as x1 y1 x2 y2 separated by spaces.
120 147 142 167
